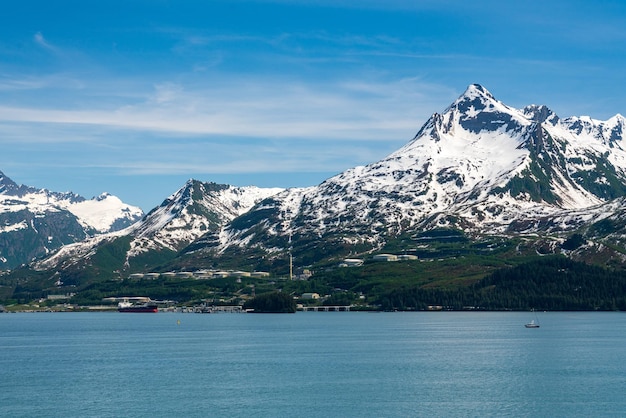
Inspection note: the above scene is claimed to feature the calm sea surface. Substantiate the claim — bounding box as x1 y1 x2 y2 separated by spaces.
1 311 625 417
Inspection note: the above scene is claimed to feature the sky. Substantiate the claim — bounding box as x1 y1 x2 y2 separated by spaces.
1 0 625 212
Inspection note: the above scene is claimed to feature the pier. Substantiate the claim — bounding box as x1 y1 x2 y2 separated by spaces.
299 305 351 312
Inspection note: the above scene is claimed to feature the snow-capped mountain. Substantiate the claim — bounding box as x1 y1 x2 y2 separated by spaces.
0 170 143 269
22 84 626 278
127 180 283 258
35 180 283 271
211 84 626 260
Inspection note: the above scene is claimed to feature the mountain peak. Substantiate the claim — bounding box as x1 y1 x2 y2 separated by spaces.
461 83 495 101
96 192 112 201
608 113 625 125
448 84 501 117
0 170 17 194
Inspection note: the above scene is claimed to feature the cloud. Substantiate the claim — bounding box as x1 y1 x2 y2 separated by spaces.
0 78 45 91
0 73 459 185
33 32 57 51
0 76 455 142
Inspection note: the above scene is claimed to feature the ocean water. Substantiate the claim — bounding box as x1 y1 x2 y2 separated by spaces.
1 311 625 417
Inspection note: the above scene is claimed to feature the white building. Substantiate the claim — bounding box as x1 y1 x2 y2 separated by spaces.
193 270 213 279
340 258 364 267
372 254 398 262
144 273 161 280
229 271 251 278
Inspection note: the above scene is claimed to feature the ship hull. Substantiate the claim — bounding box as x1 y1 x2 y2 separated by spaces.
118 304 158 313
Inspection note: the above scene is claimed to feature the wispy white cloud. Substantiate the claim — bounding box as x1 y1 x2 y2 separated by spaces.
0 76 455 142
0 73 87 93
0 77 46 91
0 72 458 188
33 32 57 52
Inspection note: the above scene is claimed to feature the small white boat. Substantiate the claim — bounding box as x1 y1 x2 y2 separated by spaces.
524 308 541 328
524 319 540 328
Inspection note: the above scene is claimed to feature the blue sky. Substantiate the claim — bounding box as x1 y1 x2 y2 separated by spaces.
1 0 625 211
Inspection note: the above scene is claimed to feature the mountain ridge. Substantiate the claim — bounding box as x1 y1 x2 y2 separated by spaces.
0 170 144 269
14 84 626 285
203 84 626 261
34 179 283 272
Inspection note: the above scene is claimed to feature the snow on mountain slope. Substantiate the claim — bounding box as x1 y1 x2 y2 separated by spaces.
219 84 626 253
0 189 143 234
65 193 143 233
0 172 143 233
128 180 283 256
0 170 144 269
35 180 283 269
218 186 314 250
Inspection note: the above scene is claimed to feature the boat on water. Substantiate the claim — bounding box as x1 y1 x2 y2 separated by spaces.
117 299 158 313
525 309 540 328
524 319 540 328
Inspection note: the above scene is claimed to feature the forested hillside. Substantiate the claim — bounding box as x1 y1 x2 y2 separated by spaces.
379 257 626 311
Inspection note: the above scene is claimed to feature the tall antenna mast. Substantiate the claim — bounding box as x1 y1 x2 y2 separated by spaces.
288 234 293 281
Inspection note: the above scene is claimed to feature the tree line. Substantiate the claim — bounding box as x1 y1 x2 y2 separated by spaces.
378 256 626 311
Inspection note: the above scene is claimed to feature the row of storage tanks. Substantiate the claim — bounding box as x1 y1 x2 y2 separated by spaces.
128 270 271 280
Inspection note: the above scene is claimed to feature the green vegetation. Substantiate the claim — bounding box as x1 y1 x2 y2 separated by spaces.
571 159 626 200
378 257 626 311
243 292 296 313
3 227 626 312
562 233 585 250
